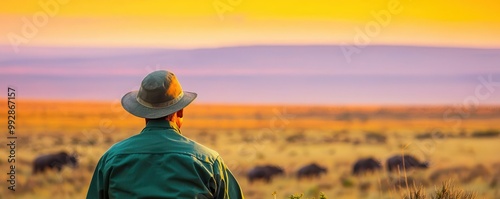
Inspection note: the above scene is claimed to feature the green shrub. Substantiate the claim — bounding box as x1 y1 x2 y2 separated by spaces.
471 130 500 138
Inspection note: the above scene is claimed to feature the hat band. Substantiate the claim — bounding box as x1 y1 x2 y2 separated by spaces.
136 92 185 108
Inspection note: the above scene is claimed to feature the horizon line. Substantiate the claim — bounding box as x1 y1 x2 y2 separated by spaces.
2 43 500 51
7 98 500 107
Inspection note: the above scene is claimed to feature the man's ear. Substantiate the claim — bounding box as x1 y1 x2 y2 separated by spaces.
177 109 184 118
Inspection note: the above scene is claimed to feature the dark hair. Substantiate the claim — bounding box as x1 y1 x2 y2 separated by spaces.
145 116 168 123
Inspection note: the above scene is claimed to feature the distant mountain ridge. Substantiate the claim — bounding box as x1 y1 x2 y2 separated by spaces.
1 45 499 104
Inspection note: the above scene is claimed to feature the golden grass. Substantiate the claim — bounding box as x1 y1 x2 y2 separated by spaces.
0 100 499 199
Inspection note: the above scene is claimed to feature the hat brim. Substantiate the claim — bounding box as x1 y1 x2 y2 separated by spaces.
121 91 197 119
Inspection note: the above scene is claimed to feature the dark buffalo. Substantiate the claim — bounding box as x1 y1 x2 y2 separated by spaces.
247 165 284 183
297 163 327 179
33 151 78 174
353 157 382 175
386 155 428 172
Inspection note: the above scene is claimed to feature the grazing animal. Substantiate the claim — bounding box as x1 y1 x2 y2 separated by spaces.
247 165 284 183
297 163 327 179
33 151 78 174
353 157 382 175
386 155 428 172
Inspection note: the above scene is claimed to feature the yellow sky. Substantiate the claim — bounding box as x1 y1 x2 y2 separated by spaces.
1 0 499 48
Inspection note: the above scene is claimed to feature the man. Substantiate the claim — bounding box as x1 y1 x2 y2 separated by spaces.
87 70 244 199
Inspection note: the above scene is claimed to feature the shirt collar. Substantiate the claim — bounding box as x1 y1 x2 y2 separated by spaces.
143 119 181 134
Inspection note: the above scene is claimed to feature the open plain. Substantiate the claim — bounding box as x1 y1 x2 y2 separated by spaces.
1 100 500 199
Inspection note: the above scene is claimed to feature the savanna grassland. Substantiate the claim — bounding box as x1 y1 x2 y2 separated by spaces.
1 100 500 199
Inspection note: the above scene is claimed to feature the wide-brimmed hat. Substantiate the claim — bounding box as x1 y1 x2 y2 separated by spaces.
121 70 197 119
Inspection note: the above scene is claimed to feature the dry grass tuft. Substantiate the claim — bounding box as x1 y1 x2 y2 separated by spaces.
404 181 476 199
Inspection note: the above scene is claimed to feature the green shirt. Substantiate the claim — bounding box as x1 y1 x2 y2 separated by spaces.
86 120 244 199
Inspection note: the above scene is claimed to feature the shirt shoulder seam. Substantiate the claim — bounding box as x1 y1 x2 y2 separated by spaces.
105 152 218 164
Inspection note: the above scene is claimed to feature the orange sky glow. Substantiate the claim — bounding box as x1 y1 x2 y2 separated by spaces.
1 0 499 49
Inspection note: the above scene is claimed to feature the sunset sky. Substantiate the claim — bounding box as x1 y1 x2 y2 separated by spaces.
1 0 500 49
1 0 500 104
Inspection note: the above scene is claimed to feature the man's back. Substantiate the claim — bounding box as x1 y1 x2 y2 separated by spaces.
87 70 244 198
87 120 244 199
